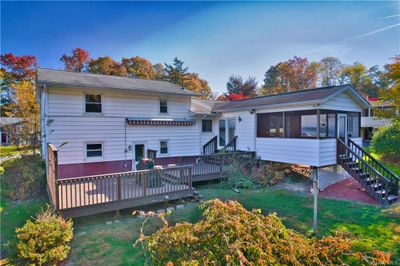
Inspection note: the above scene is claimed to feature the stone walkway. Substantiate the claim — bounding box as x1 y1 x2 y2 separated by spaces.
320 177 377 205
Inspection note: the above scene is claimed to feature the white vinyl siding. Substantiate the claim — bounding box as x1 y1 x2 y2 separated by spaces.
320 91 364 112
46 116 200 164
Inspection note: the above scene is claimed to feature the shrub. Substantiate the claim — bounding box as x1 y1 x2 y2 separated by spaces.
2 154 46 200
372 122 400 161
138 199 390 265
16 207 73 265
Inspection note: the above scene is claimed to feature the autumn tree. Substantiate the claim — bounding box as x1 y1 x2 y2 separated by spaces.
121 56 158 80
319 57 342 86
0 53 39 150
153 63 165 80
260 56 319 95
184 73 212 99
224 75 257 100
88 56 128 76
375 56 400 122
60 48 89 72
338 62 384 98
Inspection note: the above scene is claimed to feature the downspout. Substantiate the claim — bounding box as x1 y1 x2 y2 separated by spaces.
124 118 127 169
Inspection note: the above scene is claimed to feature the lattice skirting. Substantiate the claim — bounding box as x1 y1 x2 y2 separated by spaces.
317 165 351 191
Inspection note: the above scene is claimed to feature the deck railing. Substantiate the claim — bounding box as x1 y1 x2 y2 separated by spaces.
55 166 192 212
203 135 218 155
224 136 237 152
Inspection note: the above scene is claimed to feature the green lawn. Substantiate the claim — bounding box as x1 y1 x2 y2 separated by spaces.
66 187 399 265
364 146 400 176
0 197 47 259
0 145 31 157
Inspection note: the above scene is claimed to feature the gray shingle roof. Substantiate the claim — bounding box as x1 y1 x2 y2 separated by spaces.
36 68 196 96
212 85 368 111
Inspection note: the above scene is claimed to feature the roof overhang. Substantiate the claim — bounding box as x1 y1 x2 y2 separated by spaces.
37 81 197 97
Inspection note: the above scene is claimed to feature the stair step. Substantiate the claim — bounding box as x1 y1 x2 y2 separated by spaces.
370 183 382 188
375 190 386 195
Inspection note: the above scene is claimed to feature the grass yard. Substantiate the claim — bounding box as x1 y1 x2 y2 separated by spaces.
0 145 31 157
0 197 48 259
66 187 400 265
364 146 400 176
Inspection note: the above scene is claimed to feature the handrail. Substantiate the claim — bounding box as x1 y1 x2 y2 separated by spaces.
347 138 399 182
338 138 391 184
224 136 237 151
203 135 218 155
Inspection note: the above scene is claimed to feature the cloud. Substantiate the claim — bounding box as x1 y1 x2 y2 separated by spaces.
381 14 400 19
302 23 400 56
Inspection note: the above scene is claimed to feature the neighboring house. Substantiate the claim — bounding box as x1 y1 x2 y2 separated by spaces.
0 117 23 146
361 100 394 143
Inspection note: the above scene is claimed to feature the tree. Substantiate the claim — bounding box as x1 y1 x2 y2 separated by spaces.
121 56 158 80
88 56 128 76
260 56 318 95
0 53 39 150
319 57 342 86
153 63 165 80
375 56 400 122
164 57 189 85
184 73 212 99
225 75 257 99
338 62 383 98
60 48 89 72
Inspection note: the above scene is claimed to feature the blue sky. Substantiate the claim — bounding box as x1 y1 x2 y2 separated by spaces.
2 1 399 93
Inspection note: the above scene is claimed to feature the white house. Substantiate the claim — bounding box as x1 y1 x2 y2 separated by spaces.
37 69 370 177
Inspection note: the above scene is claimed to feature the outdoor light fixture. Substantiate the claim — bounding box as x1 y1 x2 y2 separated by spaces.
238 116 242 122
249 108 255 114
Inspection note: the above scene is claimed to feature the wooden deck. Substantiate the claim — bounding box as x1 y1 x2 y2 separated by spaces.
47 144 255 217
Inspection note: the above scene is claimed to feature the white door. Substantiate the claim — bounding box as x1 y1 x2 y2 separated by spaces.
337 114 348 143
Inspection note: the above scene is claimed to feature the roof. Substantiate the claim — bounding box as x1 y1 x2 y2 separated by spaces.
0 117 22 126
212 85 371 112
370 100 395 108
190 99 223 115
36 68 196 96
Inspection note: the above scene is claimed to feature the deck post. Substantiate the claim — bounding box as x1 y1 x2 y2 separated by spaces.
312 167 319 234
117 175 121 200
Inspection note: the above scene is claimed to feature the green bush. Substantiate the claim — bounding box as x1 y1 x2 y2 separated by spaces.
138 199 391 265
2 154 46 200
372 122 400 160
16 207 73 265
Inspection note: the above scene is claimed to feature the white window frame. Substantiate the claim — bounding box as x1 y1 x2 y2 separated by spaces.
84 141 104 161
159 98 168 114
84 93 103 115
159 140 169 155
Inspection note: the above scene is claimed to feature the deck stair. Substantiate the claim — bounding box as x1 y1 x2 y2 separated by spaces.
203 135 238 155
337 138 399 205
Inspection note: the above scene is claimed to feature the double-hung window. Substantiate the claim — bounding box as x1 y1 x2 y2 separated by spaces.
160 99 168 114
160 140 168 154
85 94 102 113
202 120 212 132
86 143 103 158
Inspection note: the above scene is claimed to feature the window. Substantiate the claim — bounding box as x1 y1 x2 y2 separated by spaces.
301 114 317 137
160 99 168 113
160 140 168 154
257 113 283 138
228 118 236 142
347 113 360 137
202 120 212 132
219 120 226 146
85 94 102 113
327 113 336 137
86 143 102 158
